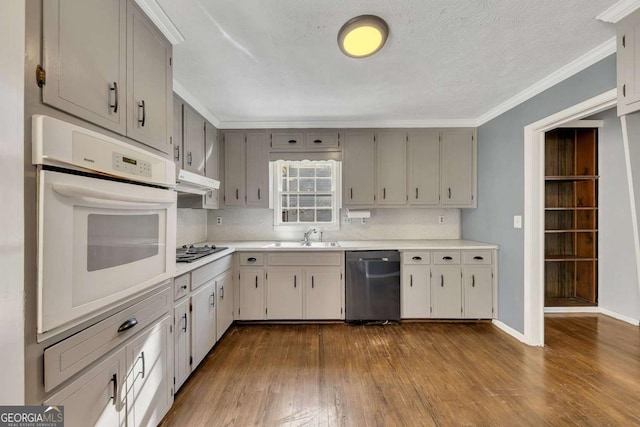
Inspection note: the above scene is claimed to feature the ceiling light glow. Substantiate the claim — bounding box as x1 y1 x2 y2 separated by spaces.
338 15 388 58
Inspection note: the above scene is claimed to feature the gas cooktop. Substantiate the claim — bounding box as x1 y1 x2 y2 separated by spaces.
176 244 228 263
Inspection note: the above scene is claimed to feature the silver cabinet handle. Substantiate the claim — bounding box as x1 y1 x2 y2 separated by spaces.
210 292 215 307
140 351 146 379
182 313 187 332
109 82 118 113
440 275 444 287
174 144 180 162
110 374 118 405
221 286 224 299
187 151 193 166
138 100 146 127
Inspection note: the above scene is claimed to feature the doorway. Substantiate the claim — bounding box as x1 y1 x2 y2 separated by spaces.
523 89 616 346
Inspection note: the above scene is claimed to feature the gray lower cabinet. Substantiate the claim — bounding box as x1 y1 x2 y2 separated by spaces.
126 0 172 154
239 267 266 320
304 267 343 319
408 130 440 205
216 270 234 339
182 104 206 175
441 129 475 207
463 266 494 319
431 266 464 318
42 0 127 135
343 131 376 205
173 298 190 391
191 281 217 367
377 130 407 205
401 265 430 318
41 0 172 154
266 267 303 319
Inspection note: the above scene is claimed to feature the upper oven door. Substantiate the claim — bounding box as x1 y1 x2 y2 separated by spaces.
37 169 176 336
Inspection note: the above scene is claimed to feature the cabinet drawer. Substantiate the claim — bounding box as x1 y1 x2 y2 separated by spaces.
174 274 190 301
267 252 342 266
432 251 461 264
239 252 265 266
271 132 304 149
192 255 233 290
44 285 171 392
305 132 340 149
403 251 431 265
463 251 492 265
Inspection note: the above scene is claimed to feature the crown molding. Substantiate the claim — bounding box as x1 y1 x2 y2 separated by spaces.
597 0 640 23
217 119 477 130
135 0 185 45
173 80 222 128
475 37 616 126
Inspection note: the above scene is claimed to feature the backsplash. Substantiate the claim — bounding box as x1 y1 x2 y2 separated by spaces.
177 208 208 246
206 208 460 241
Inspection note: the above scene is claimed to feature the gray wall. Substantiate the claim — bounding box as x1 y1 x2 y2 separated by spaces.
462 55 617 333
590 108 640 321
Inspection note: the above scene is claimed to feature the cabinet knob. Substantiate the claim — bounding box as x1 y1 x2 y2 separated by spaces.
313 139 322 144
473 256 484 260
117 318 138 333
288 139 297 144
181 284 187 290
247 257 257 262
412 256 422 261
443 256 453 260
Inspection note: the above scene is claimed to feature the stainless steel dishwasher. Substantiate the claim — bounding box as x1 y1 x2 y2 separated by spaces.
345 250 401 323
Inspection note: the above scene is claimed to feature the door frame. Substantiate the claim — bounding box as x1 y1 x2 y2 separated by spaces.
523 89 616 346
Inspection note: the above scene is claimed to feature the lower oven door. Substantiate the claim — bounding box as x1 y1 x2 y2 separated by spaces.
37 169 177 337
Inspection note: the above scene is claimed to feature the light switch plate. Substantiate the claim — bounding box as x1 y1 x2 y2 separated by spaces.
513 215 522 229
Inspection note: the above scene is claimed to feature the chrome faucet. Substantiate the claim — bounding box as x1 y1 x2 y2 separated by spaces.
303 228 318 244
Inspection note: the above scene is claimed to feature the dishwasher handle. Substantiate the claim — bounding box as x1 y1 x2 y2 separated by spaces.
358 257 389 262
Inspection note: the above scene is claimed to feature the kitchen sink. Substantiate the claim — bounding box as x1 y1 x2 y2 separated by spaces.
264 241 340 248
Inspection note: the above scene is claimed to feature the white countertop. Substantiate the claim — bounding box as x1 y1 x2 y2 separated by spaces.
174 239 498 276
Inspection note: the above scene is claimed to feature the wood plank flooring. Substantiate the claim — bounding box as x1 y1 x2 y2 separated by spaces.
160 315 640 426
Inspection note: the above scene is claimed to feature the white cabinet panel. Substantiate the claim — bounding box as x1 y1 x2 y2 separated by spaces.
191 281 217 367
239 267 265 320
224 133 246 206
401 266 430 319
408 130 440 205
305 267 342 320
441 129 474 206
463 266 493 319
343 131 376 205
266 267 303 319
377 130 407 205
431 267 463 318
246 133 268 207
216 270 234 340
173 298 190 391
45 348 125 427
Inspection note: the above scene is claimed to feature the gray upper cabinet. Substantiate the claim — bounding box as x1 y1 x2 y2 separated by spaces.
343 131 376 206
246 133 269 207
408 130 440 205
271 131 304 149
305 131 340 150
126 1 172 154
205 122 219 180
172 96 183 168
376 130 407 205
441 129 475 207
182 105 205 175
618 10 640 115
42 0 127 134
224 133 247 206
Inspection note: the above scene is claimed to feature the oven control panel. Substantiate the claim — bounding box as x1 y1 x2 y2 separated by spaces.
113 153 152 178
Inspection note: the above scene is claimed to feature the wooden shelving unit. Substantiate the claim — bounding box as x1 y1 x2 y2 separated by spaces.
544 128 598 307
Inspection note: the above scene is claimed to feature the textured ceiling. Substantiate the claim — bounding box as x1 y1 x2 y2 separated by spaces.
158 0 617 125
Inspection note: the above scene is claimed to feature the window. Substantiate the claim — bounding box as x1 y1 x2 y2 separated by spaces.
272 160 341 228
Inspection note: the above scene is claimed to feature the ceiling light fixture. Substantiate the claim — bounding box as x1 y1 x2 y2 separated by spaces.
338 15 389 58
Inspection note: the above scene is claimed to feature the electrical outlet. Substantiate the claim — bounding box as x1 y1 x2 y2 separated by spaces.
438 216 445 224
513 215 522 229
216 217 222 225
344 217 351 224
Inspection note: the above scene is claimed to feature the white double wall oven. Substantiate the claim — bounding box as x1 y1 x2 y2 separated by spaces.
33 115 177 340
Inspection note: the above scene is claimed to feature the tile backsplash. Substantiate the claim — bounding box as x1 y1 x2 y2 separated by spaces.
176 208 208 246
205 208 460 242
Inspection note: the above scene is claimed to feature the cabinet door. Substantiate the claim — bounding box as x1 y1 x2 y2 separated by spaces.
191 281 217 367
182 106 206 174
463 266 493 319
441 129 474 206
377 130 407 205
224 133 246 206
239 267 265 320
408 130 440 205
266 267 303 319
618 12 640 114
271 131 304 149
401 266 430 318
173 97 183 168
205 122 219 179
45 348 125 427
126 1 172 153
305 267 342 320
42 0 127 134
246 132 268 207
126 315 173 427
431 267 462 318
305 131 340 150
216 270 234 340
343 131 376 205
173 298 190 391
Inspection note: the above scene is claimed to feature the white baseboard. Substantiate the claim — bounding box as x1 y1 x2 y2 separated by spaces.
599 307 640 326
544 307 599 313
492 319 526 343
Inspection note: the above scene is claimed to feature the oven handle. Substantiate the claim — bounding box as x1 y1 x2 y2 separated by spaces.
52 183 175 208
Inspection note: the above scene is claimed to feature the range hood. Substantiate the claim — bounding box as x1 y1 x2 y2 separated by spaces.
175 169 220 195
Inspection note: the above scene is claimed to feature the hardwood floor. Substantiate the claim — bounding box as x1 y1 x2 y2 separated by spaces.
160 315 640 426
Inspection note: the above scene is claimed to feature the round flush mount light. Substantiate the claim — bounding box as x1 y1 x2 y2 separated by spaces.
338 15 389 58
